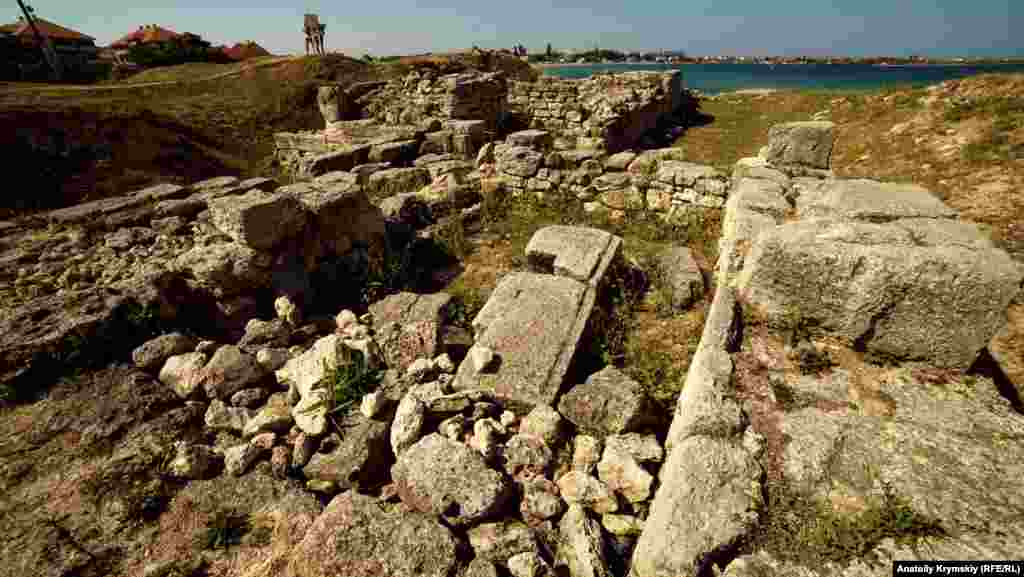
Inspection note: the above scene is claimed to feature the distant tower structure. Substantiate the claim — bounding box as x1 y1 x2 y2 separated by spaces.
303 14 326 56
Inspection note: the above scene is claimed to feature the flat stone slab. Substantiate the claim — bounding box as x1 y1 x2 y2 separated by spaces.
525 226 623 286
452 272 594 408
44 195 148 225
133 183 189 202
797 178 958 221
209 190 306 250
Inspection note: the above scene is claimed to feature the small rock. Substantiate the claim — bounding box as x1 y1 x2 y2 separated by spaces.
335 309 358 331
504 434 553 478
428 389 492 414
468 345 497 374
360 391 386 418
292 432 320 468
195 340 219 355
597 445 654 503
239 318 291 348
230 387 268 408
432 353 456 374
556 471 618 514
204 399 253 434
439 414 466 440
521 476 565 522
391 394 427 456
292 389 330 436
465 558 500 577
200 345 266 400
604 433 663 463
342 323 370 339
305 479 338 494
520 405 565 447
572 435 603 473
255 348 290 372
558 367 652 435
243 393 294 437
250 431 276 451
167 442 220 480
224 442 264 476
468 519 537 562
471 417 504 459
406 357 435 383
270 445 290 479
159 352 208 399
601 513 644 536
133 333 198 372
500 410 518 428
274 295 303 326
508 551 556 577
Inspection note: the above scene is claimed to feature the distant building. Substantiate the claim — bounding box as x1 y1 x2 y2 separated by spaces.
0 15 97 65
110 24 181 51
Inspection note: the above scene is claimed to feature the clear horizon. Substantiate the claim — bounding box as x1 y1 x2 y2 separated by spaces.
8 0 1021 59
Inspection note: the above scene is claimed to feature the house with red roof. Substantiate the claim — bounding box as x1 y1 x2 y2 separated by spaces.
110 24 180 51
0 16 97 59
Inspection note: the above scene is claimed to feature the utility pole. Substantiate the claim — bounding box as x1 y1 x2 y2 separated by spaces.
16 0 62 80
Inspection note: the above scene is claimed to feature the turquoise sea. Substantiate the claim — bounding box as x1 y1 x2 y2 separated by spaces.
542 62 1024 95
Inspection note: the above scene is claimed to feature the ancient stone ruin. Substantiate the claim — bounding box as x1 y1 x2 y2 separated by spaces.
2 82 1022 577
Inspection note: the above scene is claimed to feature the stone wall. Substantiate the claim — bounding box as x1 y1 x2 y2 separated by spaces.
508 70 683 152
358 71 508 133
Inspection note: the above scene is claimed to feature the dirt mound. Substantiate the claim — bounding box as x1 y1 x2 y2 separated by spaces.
394 50 539 82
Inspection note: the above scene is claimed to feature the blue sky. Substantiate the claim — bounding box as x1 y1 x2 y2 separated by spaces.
10 0 1021 58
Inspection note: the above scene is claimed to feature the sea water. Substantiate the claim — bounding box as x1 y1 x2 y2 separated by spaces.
542 62 1024 95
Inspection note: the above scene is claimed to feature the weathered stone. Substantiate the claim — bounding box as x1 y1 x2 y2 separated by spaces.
159 352 208 399
302 144 371 177
200 345 266 400
556 505 611 577
732 157 791 188
796 178 958 221
292 432 320 468
370 292 451 371
365 167 432 198
604 152 637 171
171 241 273 298
572 435 603 473
287 491 458 577
256 348 290 372
507 130 554 152
391 433 513 526
655 246 705 311
504 434 554 478
468 345 497 374
230 387 269 408
405 357 435 383
360 390 387 418
391 393 427 457
135 182 189 201
379 193 432 228
631 436 762 577
498 146 543 178
557 471 618 514
597 445 654 503
243 393 293 437
240 318 291 348
369 140 419 164
558 367 651 436
468 519 537 562
433 353 456 374
133 333 198 372
501 410 518 428
525 226 623 285
276 335 353 399
451 272 593 410
270 445 290 479
738 218 1023 369
471 417 504 460
508 551 556 577
303 415 393 491
600 514 643 537
293 388 330 436
274 295 303 327
439 414 466 440
762 121 836 169
521 477 565 521
464 558 501 577
604 433 663 463
287 182 386 255
427 389 493 414
205 398 253 434
209 190 306 250
223 441 265 476
519 405 566 447
167 442 221 480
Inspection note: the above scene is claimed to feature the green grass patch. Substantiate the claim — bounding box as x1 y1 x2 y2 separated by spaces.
748 482 947 568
